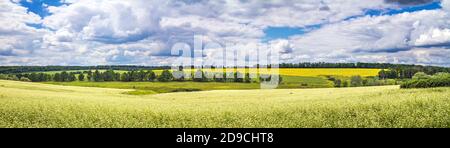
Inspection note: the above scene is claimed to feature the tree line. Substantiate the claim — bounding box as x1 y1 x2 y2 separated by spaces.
378 66 450 79
0 69 281 83
401 72 450 88
328 76 397 88
0 65 165 74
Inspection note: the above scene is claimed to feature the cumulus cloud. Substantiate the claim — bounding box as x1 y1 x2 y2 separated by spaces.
415 28 450 46
290 10 448 51
1 0 450 66
284 3 450 66
43 0 163 43
0 0 47 60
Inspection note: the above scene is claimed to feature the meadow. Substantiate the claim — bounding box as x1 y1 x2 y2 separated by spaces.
44 75 333 94
38 68 376 92
1 80 449 128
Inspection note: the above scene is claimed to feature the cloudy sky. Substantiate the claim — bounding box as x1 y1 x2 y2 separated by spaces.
1 0 450 66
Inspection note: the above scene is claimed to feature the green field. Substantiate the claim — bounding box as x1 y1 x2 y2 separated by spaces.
1 80 449 128
43 75 333 94
27 68 377 91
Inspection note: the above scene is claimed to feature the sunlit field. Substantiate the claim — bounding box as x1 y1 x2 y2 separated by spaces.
155 68 381 77
276 68 381 77
44 75 333 94
1 80 449 128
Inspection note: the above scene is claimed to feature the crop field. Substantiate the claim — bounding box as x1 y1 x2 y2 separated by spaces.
156 68 381 77
276 68 381 77
44 75 333 94
1 80 449 128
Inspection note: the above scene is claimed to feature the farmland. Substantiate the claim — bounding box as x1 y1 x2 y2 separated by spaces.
38 68 376 91
45 75 334 93
276 68 381 77
1 80 449 128
180 68 380 77
36 68 381 77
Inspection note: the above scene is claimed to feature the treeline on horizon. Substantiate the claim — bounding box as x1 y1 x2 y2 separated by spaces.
0 65 168 74
1 62 449 74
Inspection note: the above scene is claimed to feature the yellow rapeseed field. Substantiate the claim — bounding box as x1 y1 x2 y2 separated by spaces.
157 68 381 77
276 68 381 77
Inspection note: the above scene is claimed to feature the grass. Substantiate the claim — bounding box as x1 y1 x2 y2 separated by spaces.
44 76 333 93
282 76 333 88
28 68 376 90
1 80 449 128
44 81 262 93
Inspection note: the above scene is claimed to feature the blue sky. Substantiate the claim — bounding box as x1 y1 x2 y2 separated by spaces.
364 1 442 16
2 0 450 66
19 0 64 18
264 1 443 41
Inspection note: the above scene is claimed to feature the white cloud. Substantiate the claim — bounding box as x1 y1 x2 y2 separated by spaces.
415 28 450 46
1 0 450 66
0 0 47 60
0 0 41 34
285 9 450 65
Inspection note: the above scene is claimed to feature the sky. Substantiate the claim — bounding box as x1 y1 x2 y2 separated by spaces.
1 0 450 66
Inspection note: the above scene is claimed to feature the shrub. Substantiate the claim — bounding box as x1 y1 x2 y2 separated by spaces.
342 81 349 87
412 72 431 80
350 76 363 87
157 70 173 82
401 73 450 88
333 79 342 87
20 77 31 82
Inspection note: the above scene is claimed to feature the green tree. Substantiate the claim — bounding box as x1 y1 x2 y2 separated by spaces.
114 73 121 81
87 70 93 81
61 71 69 82
412 72 430 80
138 70 147 81
244 73 251 83
234 72 244 82
93 70 102 82
120 72 130 82
193 69 207 82
68 73 76 81
334 79 342 87
158 70 173 82
342 81 349 87
29 73 38 82
129 70 140 81
20 77 31 82
147 70 156 81
103 70 115 81
350 76 363 87
54 73 61 82
78 73 85 81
